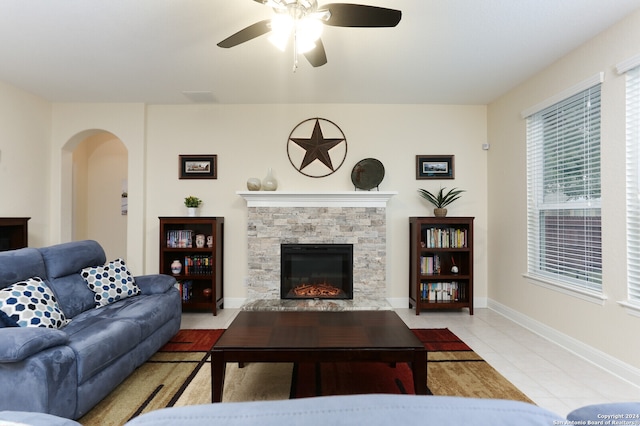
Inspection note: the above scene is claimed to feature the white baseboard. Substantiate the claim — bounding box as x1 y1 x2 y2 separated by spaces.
488 299 640 389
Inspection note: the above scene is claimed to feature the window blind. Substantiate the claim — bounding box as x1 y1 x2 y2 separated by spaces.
526 85 602 292
626 66 640 303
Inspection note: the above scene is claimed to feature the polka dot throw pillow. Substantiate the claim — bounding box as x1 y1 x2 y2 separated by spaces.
81 258 140 307
0 277 69 328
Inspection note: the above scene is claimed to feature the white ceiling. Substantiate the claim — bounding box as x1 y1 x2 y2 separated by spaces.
1 0 639 105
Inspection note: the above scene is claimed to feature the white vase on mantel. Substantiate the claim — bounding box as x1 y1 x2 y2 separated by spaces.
187 207 199 217
262 168 278 191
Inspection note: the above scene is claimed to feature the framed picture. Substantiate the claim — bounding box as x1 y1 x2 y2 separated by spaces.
416 155 454 179
179 155 217 179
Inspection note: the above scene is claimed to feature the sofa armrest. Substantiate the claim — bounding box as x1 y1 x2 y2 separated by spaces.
0 328 69 362
134 274 177 295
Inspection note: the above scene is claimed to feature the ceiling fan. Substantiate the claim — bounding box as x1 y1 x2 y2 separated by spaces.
217 0 402 70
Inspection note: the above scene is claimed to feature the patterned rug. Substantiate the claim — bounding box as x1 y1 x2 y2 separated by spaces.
79 328 531 425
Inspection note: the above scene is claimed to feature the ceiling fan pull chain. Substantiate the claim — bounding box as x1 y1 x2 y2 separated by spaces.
293 24 299 72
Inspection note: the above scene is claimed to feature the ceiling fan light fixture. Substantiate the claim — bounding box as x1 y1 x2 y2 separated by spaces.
268 14 294 51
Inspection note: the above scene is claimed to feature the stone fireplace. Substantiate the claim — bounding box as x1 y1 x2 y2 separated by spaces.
237 191 396 310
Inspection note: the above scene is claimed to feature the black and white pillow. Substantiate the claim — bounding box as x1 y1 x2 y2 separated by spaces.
0 277 69 328
81 258 140 307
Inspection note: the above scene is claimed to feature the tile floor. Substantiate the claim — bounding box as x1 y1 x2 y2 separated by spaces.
180 307 640 418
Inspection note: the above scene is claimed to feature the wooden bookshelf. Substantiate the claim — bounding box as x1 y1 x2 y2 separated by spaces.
409 216 474 315
159 216 224 315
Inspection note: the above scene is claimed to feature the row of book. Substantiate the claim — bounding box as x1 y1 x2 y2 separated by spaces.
176 280 193 302
420 255 442 275
422 227 468 248
182 255 213 275
419 281 466 302
167 230 194 248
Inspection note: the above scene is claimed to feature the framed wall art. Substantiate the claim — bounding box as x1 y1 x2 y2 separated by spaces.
416 155 454 180
179 155 217 179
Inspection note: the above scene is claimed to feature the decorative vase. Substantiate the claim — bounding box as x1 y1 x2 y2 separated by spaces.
195 234 205 248
202 288 212 299
261 168 278 191
171 260 182 275
187 207 198 217
246 178 261 191
434 208 448 217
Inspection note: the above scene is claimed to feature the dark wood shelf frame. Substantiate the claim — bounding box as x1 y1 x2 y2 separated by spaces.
159 216 224 315
409 216 474 315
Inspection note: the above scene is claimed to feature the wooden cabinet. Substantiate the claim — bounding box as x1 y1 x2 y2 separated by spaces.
159 217 224 315
409 217 474 315
0 217 30 251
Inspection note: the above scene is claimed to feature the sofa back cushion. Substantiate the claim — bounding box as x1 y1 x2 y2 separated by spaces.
39 240 107 318
0 247 47 289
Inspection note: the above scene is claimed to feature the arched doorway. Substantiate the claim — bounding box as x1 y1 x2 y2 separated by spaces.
68 131 128 260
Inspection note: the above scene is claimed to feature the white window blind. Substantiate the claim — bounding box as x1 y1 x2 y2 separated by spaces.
625 65 640 303
526 84 602 292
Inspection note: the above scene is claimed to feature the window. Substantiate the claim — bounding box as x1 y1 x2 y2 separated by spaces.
625 64 640 306
525 82 602 293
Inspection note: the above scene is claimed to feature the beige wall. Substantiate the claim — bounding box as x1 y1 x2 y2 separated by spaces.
487 9 640 375
0 80 51 247
144 104 488 307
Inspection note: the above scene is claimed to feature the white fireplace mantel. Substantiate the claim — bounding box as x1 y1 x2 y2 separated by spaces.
236 191 397 208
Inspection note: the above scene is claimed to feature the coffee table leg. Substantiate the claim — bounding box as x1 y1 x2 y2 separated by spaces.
211 350 225 402
412 349 428 395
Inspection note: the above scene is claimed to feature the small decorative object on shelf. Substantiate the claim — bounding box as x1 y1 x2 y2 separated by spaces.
261 168 278 191
171 260 182 275
409 216 474 315
246 177 261 191
417 187 465 217
159 216 224 316
184 196 202 217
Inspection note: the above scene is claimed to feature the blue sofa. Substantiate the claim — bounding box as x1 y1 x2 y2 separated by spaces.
2 396 639 426
0 240 181 420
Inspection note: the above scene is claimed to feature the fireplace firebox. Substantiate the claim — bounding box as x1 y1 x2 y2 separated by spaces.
281 244 353 300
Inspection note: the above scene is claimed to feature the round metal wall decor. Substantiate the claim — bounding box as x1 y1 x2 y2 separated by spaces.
351 158 385 190
287 117 348 178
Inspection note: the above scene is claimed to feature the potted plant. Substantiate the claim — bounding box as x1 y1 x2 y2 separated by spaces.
184 196 202 217
417 187 465 217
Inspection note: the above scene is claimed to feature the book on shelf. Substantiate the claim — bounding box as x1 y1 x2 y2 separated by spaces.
166 230 194 248
177 280 193 302
419 281 466 302
183 255 213 275
420 255 441 274
421 227 468 249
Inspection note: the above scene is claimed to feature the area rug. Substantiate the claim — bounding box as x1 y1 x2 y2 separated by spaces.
78 328 532 426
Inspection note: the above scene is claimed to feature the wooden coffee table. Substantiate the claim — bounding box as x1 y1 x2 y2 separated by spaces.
211 310 427 402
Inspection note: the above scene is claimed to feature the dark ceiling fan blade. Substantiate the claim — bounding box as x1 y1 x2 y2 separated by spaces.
304 38 328 67
217 19 272 48
321 3 401 27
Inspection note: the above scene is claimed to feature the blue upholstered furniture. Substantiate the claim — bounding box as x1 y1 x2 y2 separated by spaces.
2 396 639 425
0 240 181 420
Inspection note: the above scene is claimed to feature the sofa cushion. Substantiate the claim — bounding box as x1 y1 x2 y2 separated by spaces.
39 240 107 318
0 277 69 329
0 247 47 289
0 327 69 362
134 274 176 295
64 316 141 383
0 310 18 327
81 259 140 307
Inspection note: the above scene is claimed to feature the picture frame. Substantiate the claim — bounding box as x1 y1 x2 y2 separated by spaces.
179 155 217 179
416 155 454 179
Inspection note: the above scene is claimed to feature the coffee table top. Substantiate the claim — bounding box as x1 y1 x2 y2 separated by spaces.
213 310 423 350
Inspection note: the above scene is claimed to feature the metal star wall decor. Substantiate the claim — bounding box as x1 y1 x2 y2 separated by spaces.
287 118 348 178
